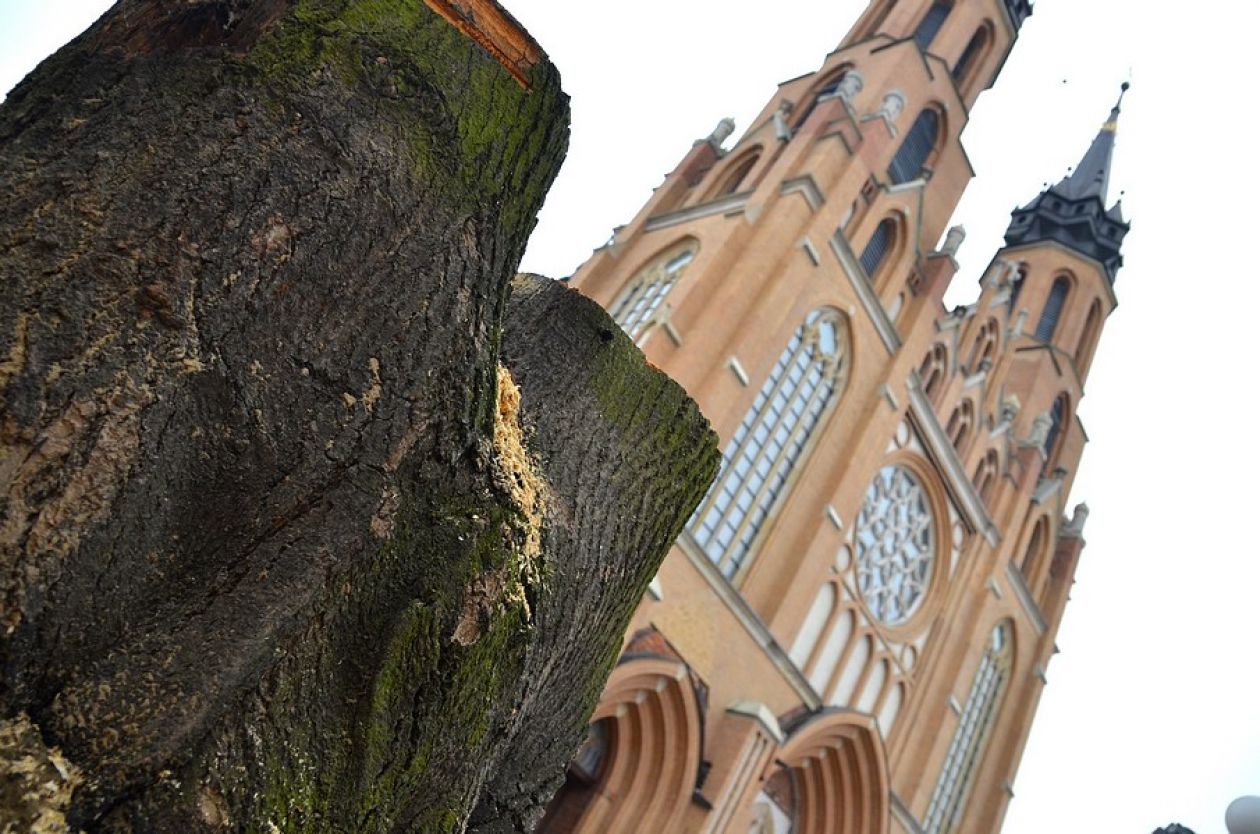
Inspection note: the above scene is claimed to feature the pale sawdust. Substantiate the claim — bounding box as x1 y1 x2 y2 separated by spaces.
362 357 383 413
451 365 547 646
0 714 82 834
492 364 545 600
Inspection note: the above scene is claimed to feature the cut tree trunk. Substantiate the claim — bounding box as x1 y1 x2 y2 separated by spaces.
0 2 719 832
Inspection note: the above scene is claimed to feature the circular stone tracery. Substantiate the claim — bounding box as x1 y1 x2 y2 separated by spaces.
855 465 935 625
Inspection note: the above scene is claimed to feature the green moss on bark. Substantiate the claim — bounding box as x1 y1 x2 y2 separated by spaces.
242 0 562 233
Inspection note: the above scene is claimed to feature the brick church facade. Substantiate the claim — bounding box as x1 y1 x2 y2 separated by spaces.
541 1 1128 831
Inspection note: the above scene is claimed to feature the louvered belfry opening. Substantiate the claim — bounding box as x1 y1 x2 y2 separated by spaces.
859 218 896 278
889 109 940 184
913 1 952 51
1034 277 1070 341
952 26 987 82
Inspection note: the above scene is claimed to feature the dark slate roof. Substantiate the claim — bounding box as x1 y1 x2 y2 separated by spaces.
1004 0 1034 31
1003 84 1131 284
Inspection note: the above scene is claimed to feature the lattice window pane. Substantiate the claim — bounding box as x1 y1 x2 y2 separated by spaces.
889 110 940 184
609 248 695 338
923 624 1013 834
1034 277 1069 342
690 311 846 577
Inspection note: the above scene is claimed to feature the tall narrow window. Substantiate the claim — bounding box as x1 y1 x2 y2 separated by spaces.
971 319 999 370
794 71 850 130
924 622 1014 834
609 246 696 339
973 450 999 504
717 152 760 197
858 0 895 40
1075 299 1102 373
952 25 989 84
1034 277 1070 342
946 400 973 451
859 218 897 279
919 344 948 399
889 109 940 184
1020 517 1048 578
690 310 848 578
1042 395 1066 465
913 1 952 51
1007 266 1026 313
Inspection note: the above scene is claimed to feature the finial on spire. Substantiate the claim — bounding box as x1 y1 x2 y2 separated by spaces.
1105 81 1129 129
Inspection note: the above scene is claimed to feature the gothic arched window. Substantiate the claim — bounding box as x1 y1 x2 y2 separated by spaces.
946 400 974 452
1034 276 1071 342
971 318 999 370
690 309 848 578
1044 394 1066 458
913 1 952 51
855 465 935 625
609 245 696 339
951 23 991 88
919 344 948 399
973 449 999 504
717 151 760 197
889 109 940 184
1008 265 1027 313
923 622 1014 834
794 70 851 129
1020 516 1049 578
1075 299 1103 373
859 217 898 280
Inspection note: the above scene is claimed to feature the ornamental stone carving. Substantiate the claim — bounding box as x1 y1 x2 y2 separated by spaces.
855 465 935 625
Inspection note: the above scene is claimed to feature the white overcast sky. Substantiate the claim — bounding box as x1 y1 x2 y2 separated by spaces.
3 2 1258 832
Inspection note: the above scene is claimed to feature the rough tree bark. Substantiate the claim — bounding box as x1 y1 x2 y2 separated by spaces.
0 2 719 832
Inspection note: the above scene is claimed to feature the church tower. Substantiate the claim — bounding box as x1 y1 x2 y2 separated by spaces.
539 2 1127 833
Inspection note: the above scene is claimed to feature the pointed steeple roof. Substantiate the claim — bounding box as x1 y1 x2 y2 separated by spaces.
1003 84 1132 284
1054 82 1127 201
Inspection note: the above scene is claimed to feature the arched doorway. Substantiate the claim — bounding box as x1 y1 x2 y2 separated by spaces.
746 710 889 834
539 656 704 833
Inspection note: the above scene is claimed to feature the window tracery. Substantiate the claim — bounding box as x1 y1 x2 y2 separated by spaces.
690 310 847 578
609 246 696 339
923 622 1013 834
855 465 935 625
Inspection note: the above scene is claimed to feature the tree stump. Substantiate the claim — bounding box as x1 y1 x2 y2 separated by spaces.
0 2 719 831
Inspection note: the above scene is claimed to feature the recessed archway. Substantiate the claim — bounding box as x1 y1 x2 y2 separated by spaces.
748 709 890 834
538 656 704 834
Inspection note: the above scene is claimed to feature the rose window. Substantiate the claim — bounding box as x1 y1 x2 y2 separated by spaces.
855 465 935 625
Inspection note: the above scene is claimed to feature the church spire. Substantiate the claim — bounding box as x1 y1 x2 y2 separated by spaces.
1056 82 1128 201
1003 84 1132 284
